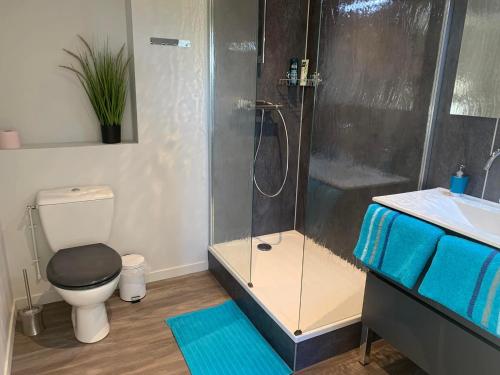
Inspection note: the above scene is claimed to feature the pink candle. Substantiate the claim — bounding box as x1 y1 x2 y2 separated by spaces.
0 130 21 149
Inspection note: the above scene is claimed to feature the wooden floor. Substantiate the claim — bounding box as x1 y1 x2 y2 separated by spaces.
12 271 425 374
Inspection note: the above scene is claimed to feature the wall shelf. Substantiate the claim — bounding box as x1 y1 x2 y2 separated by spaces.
278 73 322 88
0 140 139 151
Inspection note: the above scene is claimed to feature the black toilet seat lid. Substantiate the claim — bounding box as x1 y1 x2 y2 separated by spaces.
47 244 122 290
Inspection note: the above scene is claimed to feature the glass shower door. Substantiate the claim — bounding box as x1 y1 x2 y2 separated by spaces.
298 0 446 333
210 0 259 283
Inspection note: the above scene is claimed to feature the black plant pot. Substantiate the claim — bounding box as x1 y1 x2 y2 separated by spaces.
100 125 121 144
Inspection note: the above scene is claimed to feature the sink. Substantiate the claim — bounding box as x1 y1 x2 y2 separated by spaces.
373 188 500 249
453 196 500 237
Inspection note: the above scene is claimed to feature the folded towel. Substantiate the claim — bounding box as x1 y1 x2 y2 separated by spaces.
353 203 444 288
419 236 500 337
353 204 400 269
380 214 444 288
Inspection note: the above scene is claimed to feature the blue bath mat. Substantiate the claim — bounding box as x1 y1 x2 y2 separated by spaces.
166 300 291 375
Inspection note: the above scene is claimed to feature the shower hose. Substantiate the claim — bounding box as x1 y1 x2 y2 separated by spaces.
253 101 289 247
253 102 289 198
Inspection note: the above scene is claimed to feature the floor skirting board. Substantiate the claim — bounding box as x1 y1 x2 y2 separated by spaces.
146 261 208 283
3 302 16 375
15 289 61 309
14 260 209 308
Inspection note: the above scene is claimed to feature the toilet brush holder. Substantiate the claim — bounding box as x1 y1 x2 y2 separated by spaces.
20 269 44 336
20 305 44 336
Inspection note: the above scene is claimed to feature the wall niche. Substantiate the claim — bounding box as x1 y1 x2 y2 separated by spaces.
0 0 138 148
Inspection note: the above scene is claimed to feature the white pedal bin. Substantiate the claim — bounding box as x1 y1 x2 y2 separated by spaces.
119 254 146 302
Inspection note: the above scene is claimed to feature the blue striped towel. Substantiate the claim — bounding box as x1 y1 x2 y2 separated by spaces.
353 204 400 268
419 236 500 338
354 204 444 288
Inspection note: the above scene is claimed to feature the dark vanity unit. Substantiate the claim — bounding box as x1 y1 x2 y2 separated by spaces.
357 187 500 375
361 272 500 375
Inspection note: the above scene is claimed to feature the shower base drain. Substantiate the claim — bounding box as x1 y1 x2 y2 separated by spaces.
257 243 272 251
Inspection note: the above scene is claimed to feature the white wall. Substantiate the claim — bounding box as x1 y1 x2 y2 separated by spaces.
0 220 14 375
0 0 209 304
0 0 135 145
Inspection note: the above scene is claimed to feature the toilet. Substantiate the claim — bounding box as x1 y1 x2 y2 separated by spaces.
37 186 121 343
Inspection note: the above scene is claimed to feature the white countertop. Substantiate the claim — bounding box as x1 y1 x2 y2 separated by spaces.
374 188 500 249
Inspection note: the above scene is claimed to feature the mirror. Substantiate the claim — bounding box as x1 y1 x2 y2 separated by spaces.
450 0 500 119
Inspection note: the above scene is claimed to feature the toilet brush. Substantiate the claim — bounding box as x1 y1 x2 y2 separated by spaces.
19 269 44 336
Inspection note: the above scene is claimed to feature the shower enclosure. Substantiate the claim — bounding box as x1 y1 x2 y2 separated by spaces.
209 0 447 370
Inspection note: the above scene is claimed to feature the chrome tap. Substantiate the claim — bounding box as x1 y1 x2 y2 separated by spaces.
483 148 500 202
484 148 500 172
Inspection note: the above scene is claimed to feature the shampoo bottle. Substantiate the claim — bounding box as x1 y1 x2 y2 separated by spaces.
299 59 309 86
288 58 299 86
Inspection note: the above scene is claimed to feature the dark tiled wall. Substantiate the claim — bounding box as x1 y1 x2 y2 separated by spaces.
252 0 309 236
425 0 500 202
254 0 500 241
296 0 446 262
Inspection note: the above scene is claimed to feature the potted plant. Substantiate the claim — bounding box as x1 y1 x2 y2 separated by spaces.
61 35 131 144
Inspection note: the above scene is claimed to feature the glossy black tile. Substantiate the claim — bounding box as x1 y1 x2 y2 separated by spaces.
300 0 445 261
252 0 309 236
295 322 362 371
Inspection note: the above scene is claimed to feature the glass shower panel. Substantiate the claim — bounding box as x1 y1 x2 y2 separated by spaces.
210 0 259 283
298 0 445 333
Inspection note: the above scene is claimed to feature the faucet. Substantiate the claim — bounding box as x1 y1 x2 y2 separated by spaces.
484 148 500 172
483 148 500 202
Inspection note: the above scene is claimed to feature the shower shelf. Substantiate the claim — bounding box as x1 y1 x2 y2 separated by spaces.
278 73 322 87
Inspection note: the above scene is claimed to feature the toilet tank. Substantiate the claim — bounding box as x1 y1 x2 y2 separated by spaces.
37 186 114 251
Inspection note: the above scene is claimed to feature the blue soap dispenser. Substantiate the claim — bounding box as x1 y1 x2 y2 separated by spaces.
450 164 469 196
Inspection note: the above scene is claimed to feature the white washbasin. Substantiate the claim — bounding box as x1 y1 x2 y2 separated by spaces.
453 196 500 237
374 188 500 249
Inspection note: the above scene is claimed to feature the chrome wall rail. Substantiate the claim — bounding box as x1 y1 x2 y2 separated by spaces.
150 37 191 48
27 205 42 281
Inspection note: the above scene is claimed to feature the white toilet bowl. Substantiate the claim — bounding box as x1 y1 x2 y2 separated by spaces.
55 275 120 343
46 243 123 344
37 186 121 344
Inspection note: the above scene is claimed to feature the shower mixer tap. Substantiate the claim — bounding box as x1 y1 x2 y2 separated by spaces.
235 99 284 111
255 100 284 110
